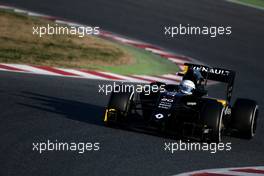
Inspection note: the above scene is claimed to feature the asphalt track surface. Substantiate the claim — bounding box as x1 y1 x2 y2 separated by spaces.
0 0 264 175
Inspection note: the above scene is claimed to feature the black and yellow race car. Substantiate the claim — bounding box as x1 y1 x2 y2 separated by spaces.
103 63 259 142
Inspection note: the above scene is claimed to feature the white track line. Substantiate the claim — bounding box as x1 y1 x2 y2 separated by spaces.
174 166 264 176
168 57 187 64
214 170 264 176
98 72 146 83
27 12 47 17
61 69 107 80
159 74 182 81
14 9 28 13
55 20 72 25
110 36 142 45
8 64 60 76
0 5 13 9
145 48 171 55
139 75 177 84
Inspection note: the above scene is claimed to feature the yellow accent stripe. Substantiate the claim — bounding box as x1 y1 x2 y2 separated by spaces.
104 109 108 122
104 109 116 122
178 65 189 75
183 65 189 74
217 99 227 107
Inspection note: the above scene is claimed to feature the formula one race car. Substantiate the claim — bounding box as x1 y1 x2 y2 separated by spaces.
103 63 259 142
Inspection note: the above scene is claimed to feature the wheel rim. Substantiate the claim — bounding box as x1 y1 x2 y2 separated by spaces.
218 108 224 142
251 105 258 137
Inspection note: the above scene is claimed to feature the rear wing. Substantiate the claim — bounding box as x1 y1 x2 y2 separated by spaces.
179 63 236 102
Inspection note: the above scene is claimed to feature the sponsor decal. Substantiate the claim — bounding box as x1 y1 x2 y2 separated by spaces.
186 102 197 106
155 113 164 119
193 66 230 76
161 97 174 102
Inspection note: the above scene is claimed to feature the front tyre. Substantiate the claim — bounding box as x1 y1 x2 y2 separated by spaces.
231 98 258 139
104 91 133 125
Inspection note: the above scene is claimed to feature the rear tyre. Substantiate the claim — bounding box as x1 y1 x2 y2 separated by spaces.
104 91 133 125
231 98 258 139
201 99 224 143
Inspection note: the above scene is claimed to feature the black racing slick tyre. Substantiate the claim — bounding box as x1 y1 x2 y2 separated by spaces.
232 98 258 139
104 91 133 125
201 100 224 143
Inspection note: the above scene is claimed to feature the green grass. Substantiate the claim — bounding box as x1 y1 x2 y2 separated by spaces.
93 44 179 75
0 9 179 75
235 0 264 8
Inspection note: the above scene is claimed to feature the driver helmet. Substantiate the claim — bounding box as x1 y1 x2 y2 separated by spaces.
179 80 195 95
